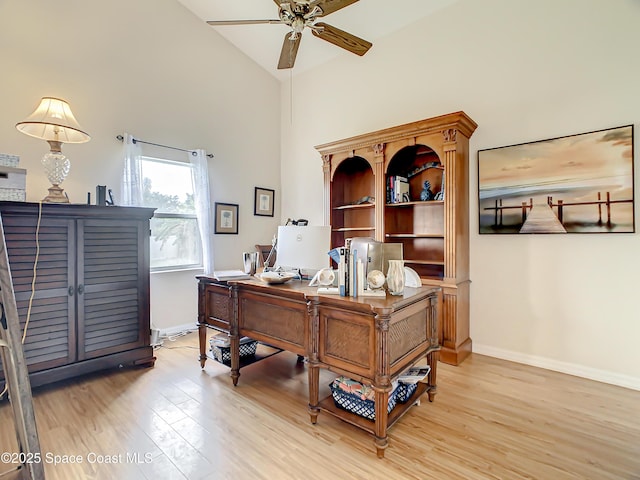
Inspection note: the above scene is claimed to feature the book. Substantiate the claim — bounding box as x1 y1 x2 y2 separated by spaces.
350 248 357 297
213 269 251 281
210 333 255 348
344 247 350 297
338 248 346 296
434 170 445 201
398 365 431 384
211 332 230 347
394 176 409 203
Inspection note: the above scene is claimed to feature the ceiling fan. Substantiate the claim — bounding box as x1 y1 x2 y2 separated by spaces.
206 0 372 69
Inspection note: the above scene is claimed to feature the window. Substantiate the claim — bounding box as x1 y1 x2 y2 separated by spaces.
139 156 202 271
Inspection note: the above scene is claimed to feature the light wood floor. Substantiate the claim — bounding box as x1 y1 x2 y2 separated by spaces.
1 332 639 480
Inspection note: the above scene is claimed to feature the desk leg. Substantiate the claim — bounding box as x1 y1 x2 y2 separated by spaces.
198 323 207 368
307 298 320 424
307 364 320 424
229 285 240 386
427 350 439 402
230 334 240 386
373 389 390 458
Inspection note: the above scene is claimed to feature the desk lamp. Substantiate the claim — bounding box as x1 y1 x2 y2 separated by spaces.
16 97 90 203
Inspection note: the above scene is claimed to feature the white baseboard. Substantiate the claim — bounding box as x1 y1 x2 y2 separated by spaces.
473 343 640 391
158 323 199 339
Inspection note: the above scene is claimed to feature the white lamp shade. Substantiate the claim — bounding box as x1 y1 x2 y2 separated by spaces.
16 97 90 144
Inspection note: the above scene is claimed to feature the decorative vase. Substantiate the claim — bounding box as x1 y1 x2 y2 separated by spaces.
420 180 433 201
386 260 405 296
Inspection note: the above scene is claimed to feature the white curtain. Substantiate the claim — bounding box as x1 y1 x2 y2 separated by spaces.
121 133 143 206
190 149 214 274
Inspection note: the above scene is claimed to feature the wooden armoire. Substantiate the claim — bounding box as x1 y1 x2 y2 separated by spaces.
0 201 156 387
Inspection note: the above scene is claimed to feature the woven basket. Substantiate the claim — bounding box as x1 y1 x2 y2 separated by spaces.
395 382 418 403
329 379 398 420
211 340 257 365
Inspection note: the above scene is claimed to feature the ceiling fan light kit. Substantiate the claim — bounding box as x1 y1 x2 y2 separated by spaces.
207 0 371 69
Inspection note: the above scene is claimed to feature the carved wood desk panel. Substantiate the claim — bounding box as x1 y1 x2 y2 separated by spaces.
197 276 441 457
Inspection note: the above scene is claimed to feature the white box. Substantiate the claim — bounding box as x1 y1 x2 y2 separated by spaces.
0 166 26 201
0 154 20 168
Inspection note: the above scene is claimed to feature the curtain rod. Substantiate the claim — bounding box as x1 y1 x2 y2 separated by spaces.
116 135 214 158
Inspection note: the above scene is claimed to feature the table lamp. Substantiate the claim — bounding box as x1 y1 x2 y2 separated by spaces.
16 97 90 203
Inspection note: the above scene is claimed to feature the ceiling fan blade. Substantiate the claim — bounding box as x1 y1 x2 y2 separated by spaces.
278 31 302 69
312 22 371 56
207 19 283 26
314 0 359 17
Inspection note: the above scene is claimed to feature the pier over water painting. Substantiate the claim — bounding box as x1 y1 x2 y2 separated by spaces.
478 125 634 234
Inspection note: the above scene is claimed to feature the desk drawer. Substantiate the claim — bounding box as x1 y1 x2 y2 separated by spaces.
318 306 374 379
203 283 232 330
238 290 307 355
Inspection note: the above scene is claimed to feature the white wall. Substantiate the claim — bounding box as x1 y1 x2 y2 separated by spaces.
280 0 640 389
0 0 281 331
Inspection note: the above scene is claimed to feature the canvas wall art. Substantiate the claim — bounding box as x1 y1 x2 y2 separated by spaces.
478 125 634 234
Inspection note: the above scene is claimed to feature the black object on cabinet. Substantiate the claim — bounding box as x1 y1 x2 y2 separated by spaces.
0 201 156 388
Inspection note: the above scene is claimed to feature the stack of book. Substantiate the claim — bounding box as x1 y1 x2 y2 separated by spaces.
386 175 410 204
336 245 385 298
210 332 231 348
398 365 431 384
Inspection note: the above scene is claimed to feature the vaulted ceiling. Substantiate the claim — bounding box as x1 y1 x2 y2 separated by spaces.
176 0 458 81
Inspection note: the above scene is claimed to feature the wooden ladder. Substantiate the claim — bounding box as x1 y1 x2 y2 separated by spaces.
0 214 45 480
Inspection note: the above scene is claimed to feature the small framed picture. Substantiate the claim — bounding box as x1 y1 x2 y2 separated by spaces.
254 187 275 217
214 202 239 234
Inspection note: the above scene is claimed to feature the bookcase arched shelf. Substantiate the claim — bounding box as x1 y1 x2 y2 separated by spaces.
386 144 446 280
328 155 375 249
318 112 477 365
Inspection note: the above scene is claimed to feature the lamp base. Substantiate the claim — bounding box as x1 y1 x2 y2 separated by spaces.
43 184 69 203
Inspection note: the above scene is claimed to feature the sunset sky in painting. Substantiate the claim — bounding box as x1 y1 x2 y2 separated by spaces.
478 126 634 198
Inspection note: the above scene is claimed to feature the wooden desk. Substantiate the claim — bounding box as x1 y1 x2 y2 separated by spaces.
197 276 441 457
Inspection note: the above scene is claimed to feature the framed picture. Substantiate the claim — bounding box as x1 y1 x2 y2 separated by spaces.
254 187 275 217
214 202 239 234
478 125 634 234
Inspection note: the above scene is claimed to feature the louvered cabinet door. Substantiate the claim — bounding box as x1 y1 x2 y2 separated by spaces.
77 218 149 361
0 202 154 387
1 215 75 372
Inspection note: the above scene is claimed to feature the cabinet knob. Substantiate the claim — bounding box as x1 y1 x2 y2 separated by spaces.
77 285 85 295
68 286 74 296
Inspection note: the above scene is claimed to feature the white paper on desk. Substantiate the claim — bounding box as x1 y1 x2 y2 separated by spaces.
213 269 251 280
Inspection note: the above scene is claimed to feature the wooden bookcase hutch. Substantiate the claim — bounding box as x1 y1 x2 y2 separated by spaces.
316 111 477 365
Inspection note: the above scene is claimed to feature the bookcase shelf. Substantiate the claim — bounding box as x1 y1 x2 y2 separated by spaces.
385 200 444 207
317 112 477 365
334 227 376 232
385 233 444 239
333 203 375 210
405 259 446 266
